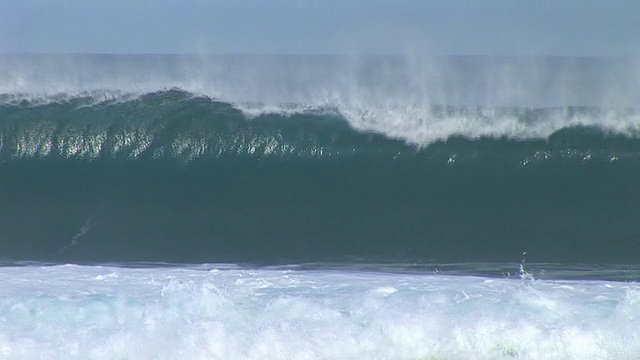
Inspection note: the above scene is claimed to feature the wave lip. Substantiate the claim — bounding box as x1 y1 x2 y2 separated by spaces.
339 104 640 145
2 90 640 163
2 54 640 147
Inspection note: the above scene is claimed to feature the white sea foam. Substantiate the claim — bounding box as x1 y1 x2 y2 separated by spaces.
0 264 638 359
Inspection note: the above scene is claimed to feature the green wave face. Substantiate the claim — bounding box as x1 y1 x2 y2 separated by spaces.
2 89 640 264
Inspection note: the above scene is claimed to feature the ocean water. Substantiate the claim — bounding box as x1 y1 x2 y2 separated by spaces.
1 54 640 358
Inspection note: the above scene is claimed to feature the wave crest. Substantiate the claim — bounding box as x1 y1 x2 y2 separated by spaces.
2 90 640 162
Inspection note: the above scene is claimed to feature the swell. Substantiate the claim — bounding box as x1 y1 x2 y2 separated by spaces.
2 90 640 264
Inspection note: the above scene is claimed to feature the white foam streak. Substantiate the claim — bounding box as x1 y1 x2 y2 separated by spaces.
339 106 640 145
0 265 639 359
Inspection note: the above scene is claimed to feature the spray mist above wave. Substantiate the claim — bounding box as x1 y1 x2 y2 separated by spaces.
1 54 640 146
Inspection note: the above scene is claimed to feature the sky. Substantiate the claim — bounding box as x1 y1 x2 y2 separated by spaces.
1 0 639 56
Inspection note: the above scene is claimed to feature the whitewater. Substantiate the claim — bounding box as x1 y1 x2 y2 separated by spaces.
1 264 640 360
2 54 640 359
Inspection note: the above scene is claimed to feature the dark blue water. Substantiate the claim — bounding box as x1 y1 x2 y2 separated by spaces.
1 55 639 265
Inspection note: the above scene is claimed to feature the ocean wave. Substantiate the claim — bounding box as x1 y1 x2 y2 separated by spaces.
2 54 640 148
2 55 640 264
1 89 640 163
2 90 640 263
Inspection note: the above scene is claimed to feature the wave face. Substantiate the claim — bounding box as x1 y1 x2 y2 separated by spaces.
2 55 640 263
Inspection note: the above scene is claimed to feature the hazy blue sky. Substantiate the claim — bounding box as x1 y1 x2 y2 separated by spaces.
1 0 639 56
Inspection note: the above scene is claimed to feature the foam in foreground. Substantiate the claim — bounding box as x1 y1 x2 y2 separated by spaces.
0 264 638 359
